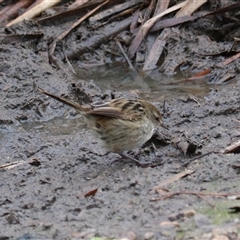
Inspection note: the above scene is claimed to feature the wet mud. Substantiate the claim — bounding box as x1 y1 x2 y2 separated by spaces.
0 24 240 240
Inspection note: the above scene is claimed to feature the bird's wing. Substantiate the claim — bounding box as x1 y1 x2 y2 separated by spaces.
89 104 144 121
88 107 126 119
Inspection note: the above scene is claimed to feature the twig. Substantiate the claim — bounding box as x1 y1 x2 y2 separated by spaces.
116 40 134 69
150 191 240 202
152 169 194 191
115 39 150 91
0 161 24 169
62 43 77 74
128 0 188 59
196 193 215 207
6 0 61 27
222 52 240 66
181 151 219 168
49 0 110 66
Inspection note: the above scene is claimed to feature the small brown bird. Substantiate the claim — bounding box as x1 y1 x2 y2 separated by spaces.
38 87 163 166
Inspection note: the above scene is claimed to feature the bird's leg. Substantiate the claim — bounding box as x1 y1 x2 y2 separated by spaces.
119 153 142 165
118 153 162 168
109 153 159 168
109 152 141 166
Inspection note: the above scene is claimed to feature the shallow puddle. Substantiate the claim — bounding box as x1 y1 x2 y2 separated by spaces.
74 62 210 101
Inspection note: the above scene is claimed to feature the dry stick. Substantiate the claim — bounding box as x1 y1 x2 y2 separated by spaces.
150 15 197 33
62 44 77 74
176 0 207 17
142 36 166 71
0 33 43 44
0 159 40 169
150 191 240 202
6 0 61 27
103 6 141 29
224 140 240 154
128 0 188 59
153 169 194 191
106 4 144 26
0 2 12 16
0 2 16 22
222 52 240 66
150 3 240 33
141 0 170 71
115 40 150 91
66 15 133 61
0 161 24 169
181 151 219 168
130 9 140 33
141 0 157 24
1 0 34 24
116 40 134 69
143 0 207 71
49 0 110 66
89 0 143 22
68 0 105 10
37 1 106 24
154 0 170 16
196 193 215 208
25 0 47 9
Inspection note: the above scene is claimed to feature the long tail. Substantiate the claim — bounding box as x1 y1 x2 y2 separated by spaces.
37 87 88 113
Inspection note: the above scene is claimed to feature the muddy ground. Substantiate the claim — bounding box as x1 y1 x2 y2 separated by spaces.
1 20 240 240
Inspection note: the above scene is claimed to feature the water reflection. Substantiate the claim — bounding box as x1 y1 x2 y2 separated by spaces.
20 117 85 135
74 62 209 101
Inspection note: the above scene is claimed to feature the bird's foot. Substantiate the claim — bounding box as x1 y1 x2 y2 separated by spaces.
110 153 159 168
